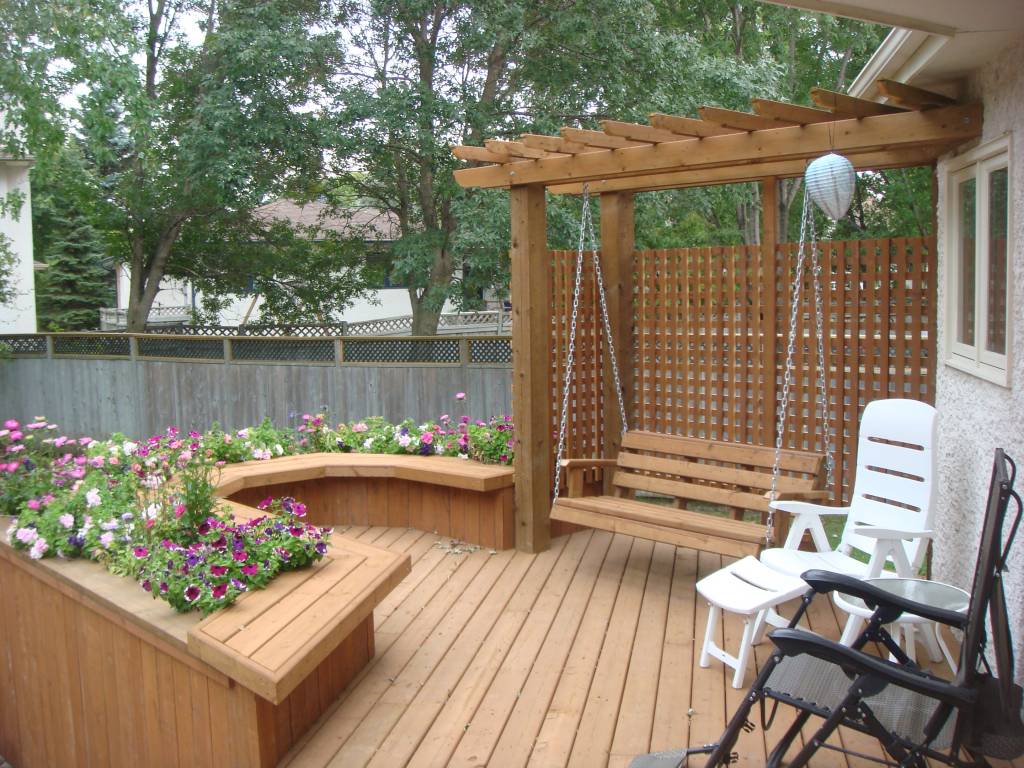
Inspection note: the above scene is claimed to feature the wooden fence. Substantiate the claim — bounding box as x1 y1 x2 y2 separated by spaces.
552 236 937 503
0 334 512 439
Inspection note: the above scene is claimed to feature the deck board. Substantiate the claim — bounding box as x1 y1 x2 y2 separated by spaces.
280 530 1012 768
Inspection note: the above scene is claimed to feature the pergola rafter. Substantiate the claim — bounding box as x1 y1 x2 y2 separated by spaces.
449 81 983 553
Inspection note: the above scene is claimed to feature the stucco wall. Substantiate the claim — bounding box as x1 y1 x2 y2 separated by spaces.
0 161 36 333
934 35 1024 675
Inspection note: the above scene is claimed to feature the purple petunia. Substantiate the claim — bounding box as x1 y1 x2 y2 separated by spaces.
184 585 200 602
210 565 228 577
211 583 228 600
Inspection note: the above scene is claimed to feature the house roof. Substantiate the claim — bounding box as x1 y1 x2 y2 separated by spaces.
758 1 1024 99
254 199 400 242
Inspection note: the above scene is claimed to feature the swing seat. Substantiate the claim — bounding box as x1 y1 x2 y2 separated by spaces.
551 431 828 558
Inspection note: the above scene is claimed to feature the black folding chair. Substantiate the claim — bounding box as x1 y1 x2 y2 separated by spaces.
632 448 1023 768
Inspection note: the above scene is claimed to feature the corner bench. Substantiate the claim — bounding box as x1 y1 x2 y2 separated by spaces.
216 453 516 549
551 431 827 557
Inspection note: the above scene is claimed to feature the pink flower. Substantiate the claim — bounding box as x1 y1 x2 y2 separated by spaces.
4 462 18 473
9 431 22 441
174 504 186 519
241 563 259 575
210 565 228 577
455 392 466 400
99 532 114 548
257 496 273 510
352 422 368 433
26 499 40 510
133 546 149 559
58 513 74 529
15 527 38 544
420 431 434 445
29 538 49 560
212 583 228 599
232 550 248 562
3 419 19 429
184 585 200 602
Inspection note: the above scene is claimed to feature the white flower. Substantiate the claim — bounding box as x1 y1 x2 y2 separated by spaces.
363 437 374 450
28 538 49 560
237 428 249 439
99 532 114 548
142 475 162 490
108 444 120 455
15 527 38 545
252 447 271 460
122 440 138 455
58 514 75 529
144 503 160 520
457 454 468 460
85 488 102 507
274 444 284 456
397 434 412 448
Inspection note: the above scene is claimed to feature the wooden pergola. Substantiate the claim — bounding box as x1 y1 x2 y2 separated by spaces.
452 80 982 553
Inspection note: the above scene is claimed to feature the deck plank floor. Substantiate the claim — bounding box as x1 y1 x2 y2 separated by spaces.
280 528 1018 768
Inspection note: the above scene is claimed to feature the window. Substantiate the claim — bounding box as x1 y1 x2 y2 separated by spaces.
946 136 1013 385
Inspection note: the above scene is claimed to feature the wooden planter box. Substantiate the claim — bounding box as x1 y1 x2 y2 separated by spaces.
0 509 409 768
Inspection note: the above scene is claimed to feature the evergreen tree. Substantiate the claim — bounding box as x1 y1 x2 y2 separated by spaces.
36 205 112 330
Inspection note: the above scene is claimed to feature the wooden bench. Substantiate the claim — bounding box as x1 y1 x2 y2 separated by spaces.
216 453 516 549
551 431 827 558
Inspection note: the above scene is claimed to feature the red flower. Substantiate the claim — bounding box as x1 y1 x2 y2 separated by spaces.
210 565 228 577
212 583 228 600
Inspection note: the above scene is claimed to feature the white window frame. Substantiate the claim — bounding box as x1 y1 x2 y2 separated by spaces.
944 134 1013 387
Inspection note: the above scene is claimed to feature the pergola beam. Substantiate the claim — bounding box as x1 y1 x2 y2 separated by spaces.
750 99 834 124
649 113 743 138
485 140 563 159
519 134 596 155
454 103 982 190
698 106 796 131
876 79 956 109
451 145 508 164
599 120 691 144
560 128 647 149
810 87 904 117
547 145 947 195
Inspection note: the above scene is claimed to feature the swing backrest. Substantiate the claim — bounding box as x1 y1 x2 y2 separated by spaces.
838 399 938 571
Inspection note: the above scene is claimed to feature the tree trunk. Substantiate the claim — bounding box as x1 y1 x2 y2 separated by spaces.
410 297 442 336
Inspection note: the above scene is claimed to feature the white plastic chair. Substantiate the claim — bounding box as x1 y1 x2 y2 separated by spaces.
760 398 938 644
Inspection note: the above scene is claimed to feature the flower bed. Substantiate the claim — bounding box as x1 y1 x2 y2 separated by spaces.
0 405 516 614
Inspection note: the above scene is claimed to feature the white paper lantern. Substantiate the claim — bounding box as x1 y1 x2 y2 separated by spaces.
804 153 855 220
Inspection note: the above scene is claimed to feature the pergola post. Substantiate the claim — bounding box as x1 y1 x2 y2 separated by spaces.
510 184 552 553
599 192 635 492
760 176 779 447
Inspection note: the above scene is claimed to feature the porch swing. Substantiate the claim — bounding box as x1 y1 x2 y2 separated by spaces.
549 176 836 558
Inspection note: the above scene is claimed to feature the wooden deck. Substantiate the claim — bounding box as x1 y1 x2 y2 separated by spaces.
281 527 1014 768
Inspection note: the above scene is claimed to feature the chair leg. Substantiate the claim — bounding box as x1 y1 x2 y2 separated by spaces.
839 613 864 646
732 619 756 689
751 609 770 645
766 711 812 767
786 687 865 768
700 605 720 668
918 621 945 664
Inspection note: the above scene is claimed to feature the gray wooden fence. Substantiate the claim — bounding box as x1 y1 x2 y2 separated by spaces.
0 333 512 438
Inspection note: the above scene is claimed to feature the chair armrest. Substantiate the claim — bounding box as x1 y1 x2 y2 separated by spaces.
766 489 833 501
769 501 850 516
769 628 977 706
799 569 968 629
851 525 934 540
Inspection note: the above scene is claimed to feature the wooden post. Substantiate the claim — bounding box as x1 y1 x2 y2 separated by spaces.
599 192 635 493
510 184 552 553
760 177 787 542
760 177 779 446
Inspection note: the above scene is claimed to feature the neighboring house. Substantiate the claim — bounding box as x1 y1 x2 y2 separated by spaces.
764 0 1024 672
0 156 36 333
104 199 457 329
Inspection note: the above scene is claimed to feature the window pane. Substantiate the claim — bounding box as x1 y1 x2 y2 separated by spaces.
958 177 976 346
987 167 1008 355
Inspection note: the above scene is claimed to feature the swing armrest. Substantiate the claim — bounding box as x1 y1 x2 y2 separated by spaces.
559 458 618 498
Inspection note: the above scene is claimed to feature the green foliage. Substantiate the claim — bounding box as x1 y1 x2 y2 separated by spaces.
34 163 113 330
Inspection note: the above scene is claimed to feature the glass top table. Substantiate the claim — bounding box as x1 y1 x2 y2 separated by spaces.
836 577 970 618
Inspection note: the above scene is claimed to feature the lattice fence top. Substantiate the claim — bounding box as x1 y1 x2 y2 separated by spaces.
137 337 224 360
232 338 336 362
344 338 461 364
0 336 47 355
53 335 131 357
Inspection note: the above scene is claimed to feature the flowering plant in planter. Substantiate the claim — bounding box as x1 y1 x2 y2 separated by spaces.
5 423 331 615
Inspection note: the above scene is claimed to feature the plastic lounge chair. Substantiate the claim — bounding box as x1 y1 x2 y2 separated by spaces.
762 398 937 580
629 448 1023 768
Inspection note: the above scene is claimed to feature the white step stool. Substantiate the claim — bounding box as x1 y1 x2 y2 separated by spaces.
696 556 809 688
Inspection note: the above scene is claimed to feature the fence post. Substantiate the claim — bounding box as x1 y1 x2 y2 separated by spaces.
45 334 54 359
129 336 139 361
335 338 344 366
223 338 232 362
459 337 471 366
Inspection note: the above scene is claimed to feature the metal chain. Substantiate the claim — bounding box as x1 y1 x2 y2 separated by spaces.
552 188 590 502
766 193 837 544
552 185 630 501
809 216 835 489
767 193 811 544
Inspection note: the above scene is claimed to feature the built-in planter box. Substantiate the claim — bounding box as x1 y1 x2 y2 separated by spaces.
218 454 516 550
0 505 409 768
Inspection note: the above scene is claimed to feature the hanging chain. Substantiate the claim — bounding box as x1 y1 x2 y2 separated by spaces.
767 194 810 544
552 185 630 501
552 188 590 502
766 194 837 545
809 215 835 489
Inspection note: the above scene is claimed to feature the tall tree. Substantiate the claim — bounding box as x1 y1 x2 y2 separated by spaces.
2 0 346 331
36 205 112 330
